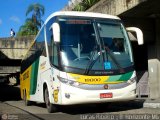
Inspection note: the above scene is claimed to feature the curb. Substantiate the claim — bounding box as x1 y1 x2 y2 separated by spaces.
143 99 160 108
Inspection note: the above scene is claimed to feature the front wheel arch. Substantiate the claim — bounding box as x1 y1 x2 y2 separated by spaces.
43 83 47 102
44 85 57 113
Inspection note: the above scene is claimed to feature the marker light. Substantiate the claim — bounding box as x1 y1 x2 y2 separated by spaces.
127 77 137 85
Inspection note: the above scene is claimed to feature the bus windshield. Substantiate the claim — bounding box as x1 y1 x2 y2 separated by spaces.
57 18 133 75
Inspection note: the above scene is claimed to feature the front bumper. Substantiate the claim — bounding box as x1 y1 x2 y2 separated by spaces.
59 82 137 105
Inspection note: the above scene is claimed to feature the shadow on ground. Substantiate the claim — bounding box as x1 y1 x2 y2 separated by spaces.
0 83 145 114
55 99 145 115
0 83 21 102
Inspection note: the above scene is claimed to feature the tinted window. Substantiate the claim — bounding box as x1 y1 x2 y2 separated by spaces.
21 27 45 73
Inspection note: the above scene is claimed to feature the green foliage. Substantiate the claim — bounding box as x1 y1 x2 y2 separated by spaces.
17 18 38 36
73 4 85 11
17 3 45 37
26 3 45 28
72 0 100 11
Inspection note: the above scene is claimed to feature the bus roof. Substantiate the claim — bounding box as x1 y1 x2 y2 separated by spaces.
44 11 120 24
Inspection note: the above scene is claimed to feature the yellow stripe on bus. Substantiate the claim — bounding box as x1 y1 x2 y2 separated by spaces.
68 73 109 84
20 65 32 100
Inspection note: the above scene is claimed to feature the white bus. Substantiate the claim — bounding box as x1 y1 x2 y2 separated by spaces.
20 11 143 113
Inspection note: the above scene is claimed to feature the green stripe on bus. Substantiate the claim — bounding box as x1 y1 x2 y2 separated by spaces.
107 71 133 82
106 75 121 82
30 58 39 95
118 71 133 81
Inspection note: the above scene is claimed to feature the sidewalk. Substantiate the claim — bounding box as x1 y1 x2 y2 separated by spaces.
143 98 160 108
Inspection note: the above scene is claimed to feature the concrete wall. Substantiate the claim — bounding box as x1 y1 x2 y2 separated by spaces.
148 18 160 99
87 0 145 15
0 36 35 59
0 36 35 78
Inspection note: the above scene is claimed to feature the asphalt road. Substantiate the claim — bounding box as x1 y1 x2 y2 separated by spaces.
0 84 160 120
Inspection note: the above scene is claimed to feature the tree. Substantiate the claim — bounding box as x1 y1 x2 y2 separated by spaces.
17 3 45 36
82 0 99 8
73 3 85 11
17 18 39 36
26 3 45 28
73 0 99 11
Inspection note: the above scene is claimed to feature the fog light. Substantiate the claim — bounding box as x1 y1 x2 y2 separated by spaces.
65 93 70 99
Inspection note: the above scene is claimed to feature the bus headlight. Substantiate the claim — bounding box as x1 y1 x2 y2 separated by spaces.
57 76 81 87
127 77 137 85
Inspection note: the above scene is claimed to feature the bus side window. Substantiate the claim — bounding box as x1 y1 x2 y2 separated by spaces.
34 26 46 57
50 34 58 67
41 47 47 57
52 44 58 66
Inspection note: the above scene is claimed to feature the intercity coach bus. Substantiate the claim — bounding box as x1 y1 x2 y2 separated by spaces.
20 11 143 113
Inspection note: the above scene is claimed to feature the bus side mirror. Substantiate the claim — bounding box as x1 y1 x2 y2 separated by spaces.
126 27 144 45
51 23 60 43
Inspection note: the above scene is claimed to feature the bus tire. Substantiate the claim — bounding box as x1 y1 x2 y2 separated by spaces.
44 88 57 113
24 91 31 106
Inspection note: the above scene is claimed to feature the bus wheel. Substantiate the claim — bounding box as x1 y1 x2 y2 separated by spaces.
44 88 57 113
24 91 31 106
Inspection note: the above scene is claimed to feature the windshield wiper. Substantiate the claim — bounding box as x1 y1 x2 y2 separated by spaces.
84 45 125 75
84 46 101 75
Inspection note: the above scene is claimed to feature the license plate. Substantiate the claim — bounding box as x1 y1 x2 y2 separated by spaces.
100 93 113 99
